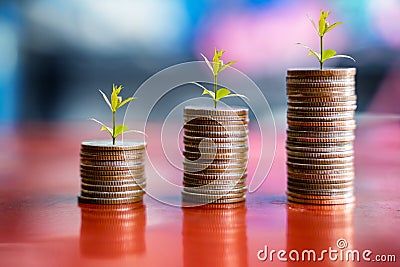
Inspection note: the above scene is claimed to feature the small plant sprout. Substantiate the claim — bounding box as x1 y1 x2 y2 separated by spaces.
297 10 355 69
193 48 247 108
90 84 144 145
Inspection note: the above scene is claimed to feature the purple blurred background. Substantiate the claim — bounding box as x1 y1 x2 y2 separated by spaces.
0 0 399 123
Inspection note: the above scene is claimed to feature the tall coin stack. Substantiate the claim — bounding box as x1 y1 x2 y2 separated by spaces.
182 107 249 204
286 68 356 205
78 140 146 204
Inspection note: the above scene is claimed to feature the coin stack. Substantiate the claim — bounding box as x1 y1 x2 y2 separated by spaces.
78 140 146 205
182 106 249 204
286 68 356 205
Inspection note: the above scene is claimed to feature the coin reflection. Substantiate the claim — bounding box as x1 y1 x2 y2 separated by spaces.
182 202 248 267
79 201 146 258
286 203 354 266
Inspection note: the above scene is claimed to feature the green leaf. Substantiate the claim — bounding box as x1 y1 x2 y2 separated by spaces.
212 49 224 75
101 125 112 133
318 10 331 36
200 53 214 74
99 90 112 111
214 49 224 60
192 82 215 99
219 61 237 72
113 84 123 95
117 97 135 109
89 118 112 136
215 88 231 101
322 10 330 20
318 11 326 36
308 50 321 61
212 49 219 63
212 61 220 76
307 15 319 35
297 43 321 61
113 124 129 138
321 49 337 62
110 84 124 111
111 90 119 111
325 21 343 34
329 54 356 62
202 89 215 99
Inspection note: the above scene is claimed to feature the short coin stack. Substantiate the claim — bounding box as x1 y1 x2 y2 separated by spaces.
286 68 356 205
78 140 146 204
182 106 249 204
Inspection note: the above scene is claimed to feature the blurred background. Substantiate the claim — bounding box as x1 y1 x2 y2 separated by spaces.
0 0 399 124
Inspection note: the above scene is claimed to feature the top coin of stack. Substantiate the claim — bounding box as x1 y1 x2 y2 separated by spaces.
182 106 249 204
78 140 146 205
286 68 356 205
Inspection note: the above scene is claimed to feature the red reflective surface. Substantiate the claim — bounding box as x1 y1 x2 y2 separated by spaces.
0 116 399 267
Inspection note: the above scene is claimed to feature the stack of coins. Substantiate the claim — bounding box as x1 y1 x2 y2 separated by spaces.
286 68 356 205
78 140 146 204
182 106 249 204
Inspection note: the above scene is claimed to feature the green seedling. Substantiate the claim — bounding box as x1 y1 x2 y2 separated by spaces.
90 84 144 145
297 10 355 69
193 48 247 108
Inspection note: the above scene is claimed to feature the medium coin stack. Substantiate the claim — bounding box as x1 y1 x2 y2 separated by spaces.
78 140 146 204
286 68 356 205
182 106 249 204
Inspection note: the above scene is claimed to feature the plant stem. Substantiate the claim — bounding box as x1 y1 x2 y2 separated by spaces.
112 111 116 145
213 74 217 109
320 35 323 70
